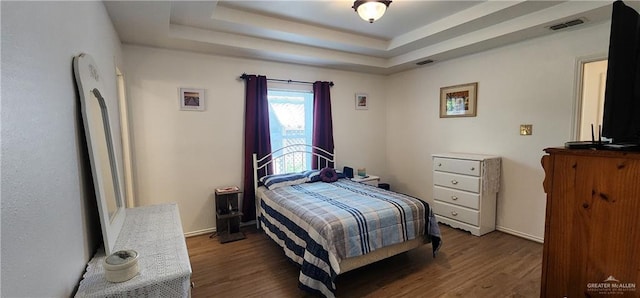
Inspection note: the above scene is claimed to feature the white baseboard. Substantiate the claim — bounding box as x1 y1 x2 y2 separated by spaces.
496 225 544 243
184 227 215 238
183 220 256 238
185 224 542 243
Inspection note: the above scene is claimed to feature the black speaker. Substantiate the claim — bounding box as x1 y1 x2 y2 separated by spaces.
343 166 354 178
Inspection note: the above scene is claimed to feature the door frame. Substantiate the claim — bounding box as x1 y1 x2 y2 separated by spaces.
572 54 607 141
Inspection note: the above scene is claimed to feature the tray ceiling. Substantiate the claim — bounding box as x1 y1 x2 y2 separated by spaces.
104 1 620 74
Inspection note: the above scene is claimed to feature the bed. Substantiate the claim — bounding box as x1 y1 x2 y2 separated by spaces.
253 145 441 297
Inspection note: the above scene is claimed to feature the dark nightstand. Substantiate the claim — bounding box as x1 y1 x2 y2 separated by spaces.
214 187 245 243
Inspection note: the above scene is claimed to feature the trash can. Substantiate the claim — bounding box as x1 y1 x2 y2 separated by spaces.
378 183 390 190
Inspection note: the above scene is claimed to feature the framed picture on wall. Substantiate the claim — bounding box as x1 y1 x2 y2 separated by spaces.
179 88 205 111
440 82 478 118
355 93 368 110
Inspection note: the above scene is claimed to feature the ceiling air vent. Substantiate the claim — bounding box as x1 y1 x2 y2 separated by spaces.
416 59 434 66
549 18 585 31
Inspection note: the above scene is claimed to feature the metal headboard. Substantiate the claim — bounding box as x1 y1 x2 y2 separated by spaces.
252 144 335 227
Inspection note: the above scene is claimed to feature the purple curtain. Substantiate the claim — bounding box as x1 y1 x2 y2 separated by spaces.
312 81 334 169
242 75 271 221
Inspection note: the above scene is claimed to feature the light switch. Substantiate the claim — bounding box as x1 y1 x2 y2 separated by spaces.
520 124 533 136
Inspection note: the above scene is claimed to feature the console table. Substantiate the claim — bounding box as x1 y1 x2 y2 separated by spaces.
75 203 192 297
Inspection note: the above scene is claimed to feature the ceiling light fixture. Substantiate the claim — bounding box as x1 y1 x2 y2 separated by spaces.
352 0 392 23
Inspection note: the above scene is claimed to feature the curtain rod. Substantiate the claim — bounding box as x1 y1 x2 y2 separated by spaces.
239 73 334 87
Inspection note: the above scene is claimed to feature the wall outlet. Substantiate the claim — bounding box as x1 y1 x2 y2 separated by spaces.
520 124 533 136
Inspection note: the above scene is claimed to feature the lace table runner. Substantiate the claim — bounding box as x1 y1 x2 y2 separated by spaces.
76 203 192 297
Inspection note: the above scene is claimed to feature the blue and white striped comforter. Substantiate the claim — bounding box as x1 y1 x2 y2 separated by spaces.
258 179 442 297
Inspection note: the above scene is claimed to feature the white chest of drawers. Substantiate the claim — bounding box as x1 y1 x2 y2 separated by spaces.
432 153 501 236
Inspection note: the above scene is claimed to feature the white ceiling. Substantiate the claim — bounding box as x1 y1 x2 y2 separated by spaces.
104 0 619 75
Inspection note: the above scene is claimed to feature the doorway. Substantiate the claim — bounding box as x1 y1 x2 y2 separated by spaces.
576 58 608 141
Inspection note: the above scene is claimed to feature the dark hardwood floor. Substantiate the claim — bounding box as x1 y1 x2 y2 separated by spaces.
186 224 542 297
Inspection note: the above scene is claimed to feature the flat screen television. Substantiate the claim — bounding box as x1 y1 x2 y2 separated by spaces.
601 0 640 148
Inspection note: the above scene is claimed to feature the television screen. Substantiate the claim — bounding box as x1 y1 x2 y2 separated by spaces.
602 0 640 144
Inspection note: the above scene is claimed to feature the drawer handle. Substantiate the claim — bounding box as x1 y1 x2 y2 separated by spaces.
451 196 458 200
470 167 475 171
438 163 442 167
451 180 458 185
451 211 458 216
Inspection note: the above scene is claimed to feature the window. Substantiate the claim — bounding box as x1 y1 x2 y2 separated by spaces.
267 89 313 174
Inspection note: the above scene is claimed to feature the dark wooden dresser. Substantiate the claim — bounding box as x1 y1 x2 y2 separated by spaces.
541 148 640 297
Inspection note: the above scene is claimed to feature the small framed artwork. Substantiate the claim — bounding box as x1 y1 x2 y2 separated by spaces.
179 88 205 111
440 82 478 118
355 93 368 110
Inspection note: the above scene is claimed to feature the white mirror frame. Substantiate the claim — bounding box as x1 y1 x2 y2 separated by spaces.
74 53 126 255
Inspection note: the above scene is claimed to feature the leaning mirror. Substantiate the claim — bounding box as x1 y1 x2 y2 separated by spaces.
74 53 126 255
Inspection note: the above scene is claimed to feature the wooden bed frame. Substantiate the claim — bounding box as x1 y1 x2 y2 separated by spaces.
252 144 425 275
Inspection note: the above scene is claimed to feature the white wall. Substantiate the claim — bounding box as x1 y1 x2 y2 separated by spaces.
125 22 612 241
123 45 388 235
385 22 611 241
1 2 123 296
